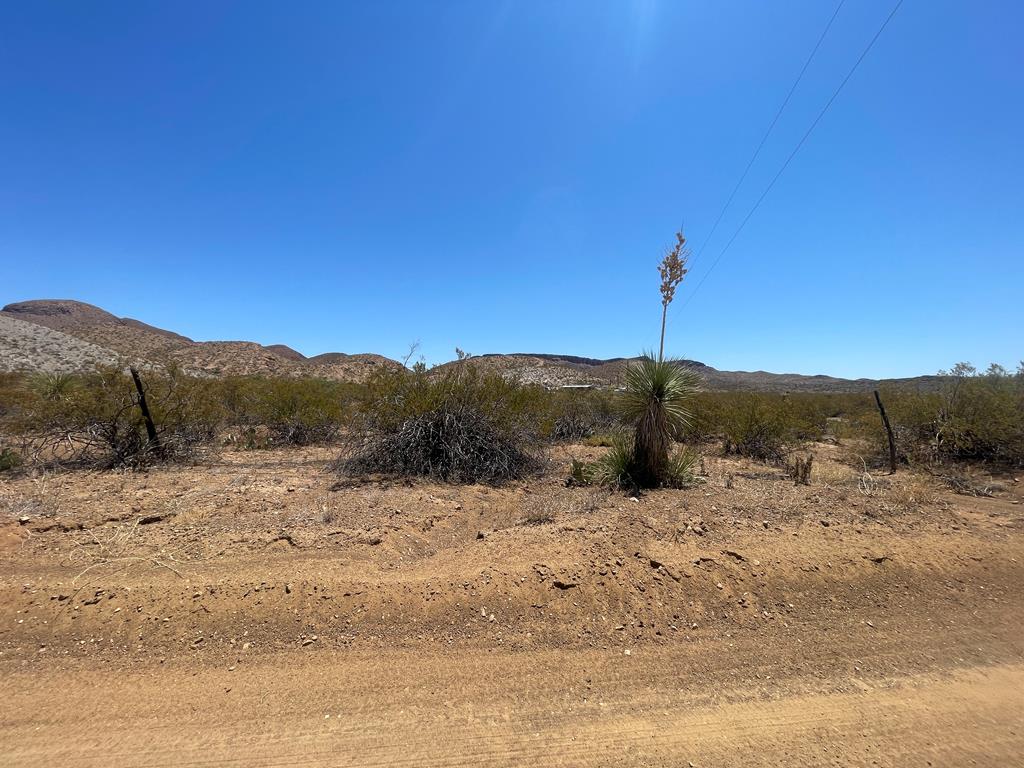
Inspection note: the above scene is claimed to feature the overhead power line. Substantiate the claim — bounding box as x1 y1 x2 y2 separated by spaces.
688 0 846 270
674 0 904 318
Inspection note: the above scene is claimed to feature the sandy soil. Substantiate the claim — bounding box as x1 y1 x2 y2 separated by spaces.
1 444 1022 766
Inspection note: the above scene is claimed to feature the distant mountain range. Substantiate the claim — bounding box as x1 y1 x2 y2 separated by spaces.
0 299 942 392
458 352 942 393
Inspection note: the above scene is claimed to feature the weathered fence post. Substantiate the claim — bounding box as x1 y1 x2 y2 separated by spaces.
130 367 161 455
873 389 896 475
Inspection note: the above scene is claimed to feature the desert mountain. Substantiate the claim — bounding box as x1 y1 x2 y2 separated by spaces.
0 300 402 382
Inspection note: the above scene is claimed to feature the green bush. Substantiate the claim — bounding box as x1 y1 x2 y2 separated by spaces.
217 377 356 447
10 366 221 469
0 447 22 472
864 364 1024 467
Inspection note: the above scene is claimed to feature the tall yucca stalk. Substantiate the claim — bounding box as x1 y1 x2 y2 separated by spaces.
617 229 697 487
658 231 689 363
621 356 701 486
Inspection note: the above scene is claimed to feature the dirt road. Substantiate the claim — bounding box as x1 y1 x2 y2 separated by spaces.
2 447 1022 765
3 639 1022 766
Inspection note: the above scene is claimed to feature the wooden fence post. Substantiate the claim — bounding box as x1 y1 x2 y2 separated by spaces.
873 389 896 475
130 367 161 455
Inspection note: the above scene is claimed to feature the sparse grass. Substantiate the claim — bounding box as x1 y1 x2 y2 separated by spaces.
885 476 940 510
520 506 555 526
813 460 859 488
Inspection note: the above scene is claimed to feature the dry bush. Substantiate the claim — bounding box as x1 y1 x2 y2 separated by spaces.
937 470 1004 497
885 476 939 509
787 454 813 485
546 390 619 442
336 363 544 485
342 403 541 485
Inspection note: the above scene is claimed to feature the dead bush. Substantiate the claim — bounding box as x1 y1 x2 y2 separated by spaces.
337 364 543 485
787 454 813 485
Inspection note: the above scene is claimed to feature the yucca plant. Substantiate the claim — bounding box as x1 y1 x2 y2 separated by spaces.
567 228 702 491
621 355 701 487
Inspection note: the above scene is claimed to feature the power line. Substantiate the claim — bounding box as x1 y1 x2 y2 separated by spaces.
688 0 846 270
674 0 904 318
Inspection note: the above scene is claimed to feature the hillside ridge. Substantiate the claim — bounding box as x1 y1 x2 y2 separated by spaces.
1 299 943 391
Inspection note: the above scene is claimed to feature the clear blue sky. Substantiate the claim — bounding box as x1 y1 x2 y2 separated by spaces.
1 1 1021 378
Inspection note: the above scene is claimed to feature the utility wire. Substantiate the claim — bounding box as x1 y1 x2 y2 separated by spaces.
688 0 846 270
674 0 904 317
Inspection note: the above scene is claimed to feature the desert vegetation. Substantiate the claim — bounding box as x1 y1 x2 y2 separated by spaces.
0 359 1021 477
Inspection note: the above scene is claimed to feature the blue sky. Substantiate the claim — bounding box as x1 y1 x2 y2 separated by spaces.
1 1 1021 378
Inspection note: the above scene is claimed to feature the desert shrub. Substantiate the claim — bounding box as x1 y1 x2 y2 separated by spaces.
850 364 1024 468
254 379 352 446
0 447 22 473
336 362 544 484
931 364 1024 465
545 389 619 442
11 366 221 469
214 377 359 447
719 393 789 462
678 391 836 447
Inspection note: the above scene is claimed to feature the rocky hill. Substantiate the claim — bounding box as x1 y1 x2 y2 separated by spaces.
0 300 402 382
0 313 124 374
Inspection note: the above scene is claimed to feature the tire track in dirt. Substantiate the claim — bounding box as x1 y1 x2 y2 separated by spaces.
2 658 1021 767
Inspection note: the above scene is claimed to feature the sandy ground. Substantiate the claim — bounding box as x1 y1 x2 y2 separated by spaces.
1 444 1022 766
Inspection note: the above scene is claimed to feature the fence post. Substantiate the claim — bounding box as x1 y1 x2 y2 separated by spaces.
873 389 896 475
130 367 161 455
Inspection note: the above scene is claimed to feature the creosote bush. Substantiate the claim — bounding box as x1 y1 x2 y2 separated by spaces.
336 362 544 485
218 377 357 447
7 366 221 469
